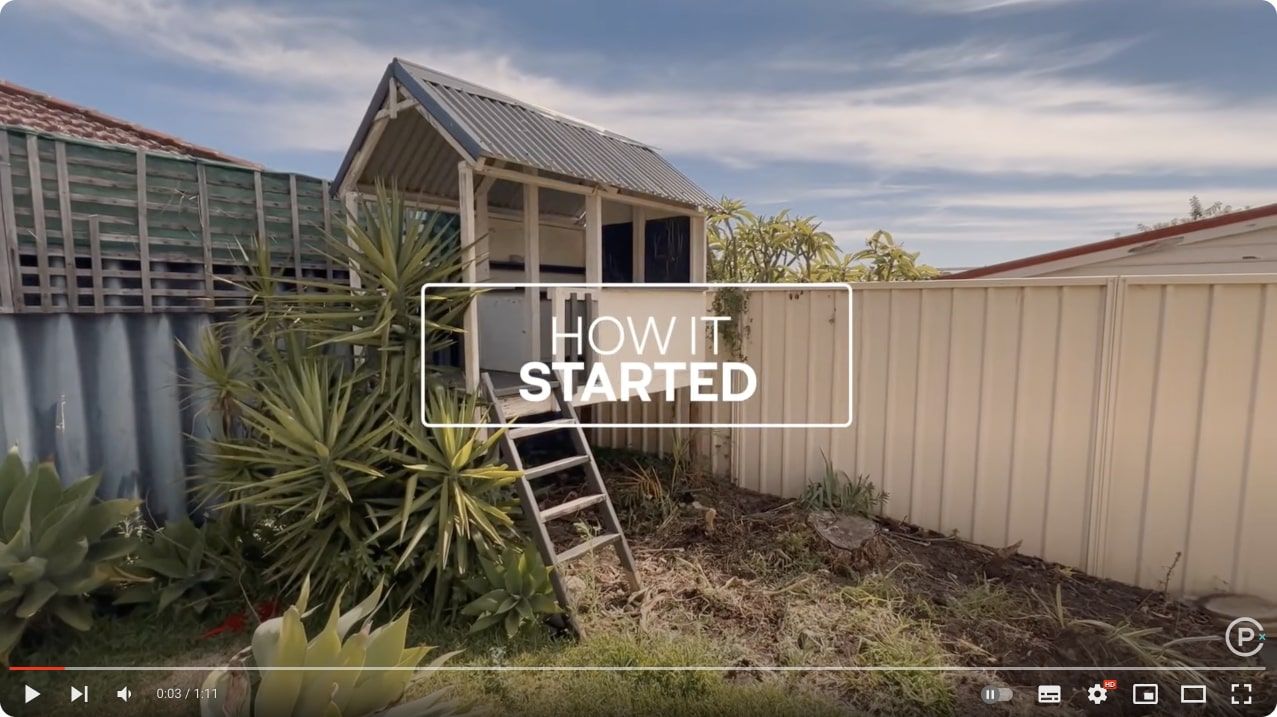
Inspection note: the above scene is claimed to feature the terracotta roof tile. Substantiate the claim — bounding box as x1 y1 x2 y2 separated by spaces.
0 80 257 166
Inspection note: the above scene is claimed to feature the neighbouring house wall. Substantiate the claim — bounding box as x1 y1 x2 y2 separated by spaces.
594 276 1277 602
1038 227 1277 277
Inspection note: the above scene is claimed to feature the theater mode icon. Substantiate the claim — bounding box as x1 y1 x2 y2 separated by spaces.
1181 685 1208 704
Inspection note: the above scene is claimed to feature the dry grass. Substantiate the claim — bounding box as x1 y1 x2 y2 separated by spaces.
555 516 976 715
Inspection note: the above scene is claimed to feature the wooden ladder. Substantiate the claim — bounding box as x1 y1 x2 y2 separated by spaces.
480 372 641 634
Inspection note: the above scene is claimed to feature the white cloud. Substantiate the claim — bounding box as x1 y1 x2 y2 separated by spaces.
36 0 1277 179
893 0 1088 14
883 35 1138 74
762 35 1136 77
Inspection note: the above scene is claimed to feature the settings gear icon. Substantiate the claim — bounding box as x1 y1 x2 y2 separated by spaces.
1087 684 1109 704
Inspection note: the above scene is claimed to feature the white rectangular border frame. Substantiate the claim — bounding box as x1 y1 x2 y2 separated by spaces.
420 282 853 429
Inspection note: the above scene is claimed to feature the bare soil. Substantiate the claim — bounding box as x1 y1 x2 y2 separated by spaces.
535 450 1275 715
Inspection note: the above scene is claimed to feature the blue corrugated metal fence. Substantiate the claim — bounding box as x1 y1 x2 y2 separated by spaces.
0 314 216 521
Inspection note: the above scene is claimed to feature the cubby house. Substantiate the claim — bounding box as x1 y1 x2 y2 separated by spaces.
333 59 720 408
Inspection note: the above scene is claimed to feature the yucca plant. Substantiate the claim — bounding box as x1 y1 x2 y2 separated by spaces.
180 321 256 440
382 388 521 575
374 387 522 617
194 187 527 616
197 345 395 600
201 579 475 717
462 544 559 638
114 517 227 615
0 448 139 661
261 184 474 414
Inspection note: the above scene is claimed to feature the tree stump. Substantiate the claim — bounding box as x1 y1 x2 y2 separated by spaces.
807 512 890 571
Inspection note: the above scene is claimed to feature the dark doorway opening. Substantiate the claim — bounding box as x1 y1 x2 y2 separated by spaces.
645 216 691 283
602 223 633 283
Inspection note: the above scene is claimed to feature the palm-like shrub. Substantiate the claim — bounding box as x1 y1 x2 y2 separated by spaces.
0 448 138 661
381 389 520 582
193 187 522 611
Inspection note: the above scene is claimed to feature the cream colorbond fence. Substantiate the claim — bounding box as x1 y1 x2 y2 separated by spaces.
592 275 1277 601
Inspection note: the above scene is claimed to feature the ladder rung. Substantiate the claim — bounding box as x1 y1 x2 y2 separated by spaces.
523 454 591 480
493 380 559 398
539 494 607 522
509 418 576 440
555 533 621 565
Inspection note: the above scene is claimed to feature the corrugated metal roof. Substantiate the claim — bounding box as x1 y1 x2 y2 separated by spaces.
334 60 716 209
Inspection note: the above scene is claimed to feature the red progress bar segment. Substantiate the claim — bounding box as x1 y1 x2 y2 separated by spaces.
9 666 65 671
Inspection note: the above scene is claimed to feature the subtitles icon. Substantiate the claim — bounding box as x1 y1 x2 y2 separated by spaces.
1037 685 1061 704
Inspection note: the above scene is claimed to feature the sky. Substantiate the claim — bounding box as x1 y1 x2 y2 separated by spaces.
2 0 1277 269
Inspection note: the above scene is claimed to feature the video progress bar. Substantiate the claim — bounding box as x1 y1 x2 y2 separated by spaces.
9 666 1270 673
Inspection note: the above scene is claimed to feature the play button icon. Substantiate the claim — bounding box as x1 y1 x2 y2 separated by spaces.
23 685 39 704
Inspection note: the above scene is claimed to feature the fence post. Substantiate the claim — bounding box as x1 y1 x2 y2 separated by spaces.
135 150 153 311
0 134 15 313
1084 277 1128 576
54 141 80 311
28 135 51 310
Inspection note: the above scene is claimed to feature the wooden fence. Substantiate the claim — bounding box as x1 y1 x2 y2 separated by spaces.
0 127 343 313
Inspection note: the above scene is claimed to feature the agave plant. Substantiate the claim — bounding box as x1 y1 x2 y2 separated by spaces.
115 517 226 615
0 448 138 661
462 544 559 639
201 580 474 717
